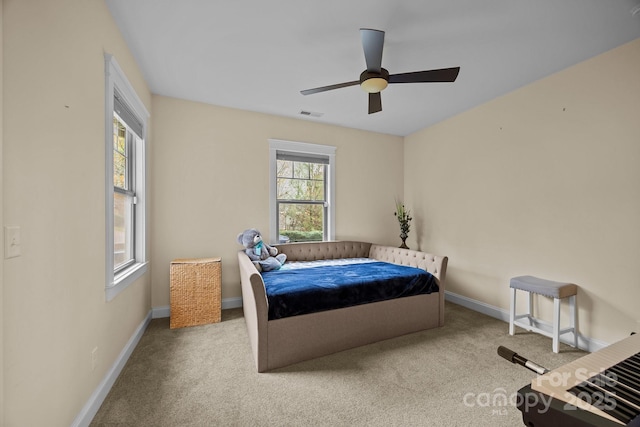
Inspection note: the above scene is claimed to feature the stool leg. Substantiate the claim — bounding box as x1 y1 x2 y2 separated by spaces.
570 295 577 348
509 288 516 336
527 290 533 327
553 298 561 353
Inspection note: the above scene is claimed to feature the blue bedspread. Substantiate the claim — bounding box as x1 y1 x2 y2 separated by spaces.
261 260 438 320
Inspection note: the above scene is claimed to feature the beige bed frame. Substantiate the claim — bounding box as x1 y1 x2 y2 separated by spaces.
238 241 448 372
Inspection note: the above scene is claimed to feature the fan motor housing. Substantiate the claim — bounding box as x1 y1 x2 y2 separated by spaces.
360 68 389 93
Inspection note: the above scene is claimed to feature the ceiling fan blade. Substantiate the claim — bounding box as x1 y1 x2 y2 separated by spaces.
360 28 385 73
300 80 359 96
388 67 460 84
368 92 382 114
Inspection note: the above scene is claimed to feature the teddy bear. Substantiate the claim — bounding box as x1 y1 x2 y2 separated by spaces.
237 228 286 271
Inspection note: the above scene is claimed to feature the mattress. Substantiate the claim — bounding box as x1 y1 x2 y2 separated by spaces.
261 258 438 320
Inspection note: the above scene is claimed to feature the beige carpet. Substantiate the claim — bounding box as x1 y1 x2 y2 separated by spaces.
90 302 586 426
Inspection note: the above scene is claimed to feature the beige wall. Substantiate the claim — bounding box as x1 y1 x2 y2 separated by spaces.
405 38 640 344
2 0 152 425
151 96 403 307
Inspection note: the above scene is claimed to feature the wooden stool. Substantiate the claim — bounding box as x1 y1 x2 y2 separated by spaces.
509 275 578 353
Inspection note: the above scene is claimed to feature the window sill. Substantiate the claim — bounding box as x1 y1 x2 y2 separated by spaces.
106 261 148 302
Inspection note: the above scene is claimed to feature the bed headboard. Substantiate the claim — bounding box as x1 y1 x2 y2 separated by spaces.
272 241 447 284
273 241 372 262
369 244 448 284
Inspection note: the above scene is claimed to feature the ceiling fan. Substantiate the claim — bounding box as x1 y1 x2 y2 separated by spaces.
300 28 460 114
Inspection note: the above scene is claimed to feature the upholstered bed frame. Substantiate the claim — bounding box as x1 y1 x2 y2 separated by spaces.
238 241 448 372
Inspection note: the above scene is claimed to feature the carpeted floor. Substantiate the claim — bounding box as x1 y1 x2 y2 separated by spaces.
90 301 586 426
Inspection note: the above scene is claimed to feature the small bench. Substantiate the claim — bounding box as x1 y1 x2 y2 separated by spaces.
508 275 578 353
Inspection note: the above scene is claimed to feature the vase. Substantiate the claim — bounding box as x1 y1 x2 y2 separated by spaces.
399 237 409 249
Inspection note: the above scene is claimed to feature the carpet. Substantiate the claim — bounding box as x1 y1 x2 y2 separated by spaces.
90 301 586 426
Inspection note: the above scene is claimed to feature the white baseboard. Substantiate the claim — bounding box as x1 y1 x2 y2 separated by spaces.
152 296 243 319
71 310 152 427
445 290 510 322
221 296 243 310
444 290 608 353
151 305 170 319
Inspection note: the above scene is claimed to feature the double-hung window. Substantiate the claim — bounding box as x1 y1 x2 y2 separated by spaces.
269 139 336 244
105 54 149 301
113 93 139 272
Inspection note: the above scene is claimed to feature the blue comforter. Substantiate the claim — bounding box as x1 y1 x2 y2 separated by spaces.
261 260 438 320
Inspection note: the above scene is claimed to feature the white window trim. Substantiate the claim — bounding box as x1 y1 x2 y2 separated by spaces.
105 53 149 301
268 139 336 244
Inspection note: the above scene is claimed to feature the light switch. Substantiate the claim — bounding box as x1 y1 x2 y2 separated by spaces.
4 226 21 258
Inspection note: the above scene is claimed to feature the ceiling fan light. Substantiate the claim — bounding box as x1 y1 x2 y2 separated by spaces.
361 77 388 93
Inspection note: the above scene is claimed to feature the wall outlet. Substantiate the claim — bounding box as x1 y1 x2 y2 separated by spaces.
91 347 99 371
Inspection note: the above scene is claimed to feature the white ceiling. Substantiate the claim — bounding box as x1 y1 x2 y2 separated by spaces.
105 0 640 137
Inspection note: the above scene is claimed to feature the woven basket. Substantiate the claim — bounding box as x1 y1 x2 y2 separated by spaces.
170 257 221 329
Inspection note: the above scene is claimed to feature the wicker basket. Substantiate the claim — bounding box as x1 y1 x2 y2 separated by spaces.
170 257 221 329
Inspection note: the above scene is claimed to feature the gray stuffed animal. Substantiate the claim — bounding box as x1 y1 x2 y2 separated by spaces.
237 228 286 271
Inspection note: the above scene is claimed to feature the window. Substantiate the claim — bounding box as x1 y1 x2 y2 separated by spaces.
105 54 149 301
113 105 136 272
269 139 336 244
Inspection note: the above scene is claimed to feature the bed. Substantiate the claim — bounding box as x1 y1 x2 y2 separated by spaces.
237 241 448 372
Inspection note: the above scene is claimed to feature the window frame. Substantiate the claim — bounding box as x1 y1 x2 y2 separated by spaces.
104 53 149 301
268 139 336 244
